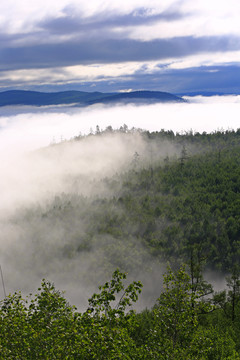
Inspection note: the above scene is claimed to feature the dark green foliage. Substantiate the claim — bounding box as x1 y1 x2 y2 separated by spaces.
0 271 145 359
110 129 240 271
87 269 142 319
1 268 240 359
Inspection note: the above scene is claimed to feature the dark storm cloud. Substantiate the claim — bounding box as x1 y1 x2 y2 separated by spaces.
1 36 240 71
39 7 186 35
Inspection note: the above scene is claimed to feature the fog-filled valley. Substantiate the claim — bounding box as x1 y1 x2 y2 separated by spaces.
0 95 240 153
1 99 240 358
0 110 240 304
1 126 185 308
0 98 240 303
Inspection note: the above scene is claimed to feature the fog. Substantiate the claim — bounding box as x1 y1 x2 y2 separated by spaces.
0 125 167 308
0 95 239 153
0 96 239 307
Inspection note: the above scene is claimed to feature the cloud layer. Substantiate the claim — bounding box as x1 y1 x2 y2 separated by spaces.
0 96 240 154
0 0 239 92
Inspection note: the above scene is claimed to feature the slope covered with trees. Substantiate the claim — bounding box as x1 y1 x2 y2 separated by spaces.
1 127 240 358
24 127 240 274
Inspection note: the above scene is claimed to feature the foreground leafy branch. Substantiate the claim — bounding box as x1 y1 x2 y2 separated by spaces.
0 268 240 359
87 269 142 320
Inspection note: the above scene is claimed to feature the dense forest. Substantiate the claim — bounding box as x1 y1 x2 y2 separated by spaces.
1 127 240 358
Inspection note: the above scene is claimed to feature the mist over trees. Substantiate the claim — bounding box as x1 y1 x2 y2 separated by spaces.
1 126 240 357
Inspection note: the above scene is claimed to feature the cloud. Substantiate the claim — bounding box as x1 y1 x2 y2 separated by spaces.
1 36 240 73
0 0 240 91
2 0 240 39
0 1 180 33
1 97 240 154
0 63 240 95
39 7 185 36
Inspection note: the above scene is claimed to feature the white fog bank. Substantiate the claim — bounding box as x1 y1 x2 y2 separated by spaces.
0 95 239 155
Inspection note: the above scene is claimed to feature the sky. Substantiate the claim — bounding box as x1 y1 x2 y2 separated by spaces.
0 0 240 93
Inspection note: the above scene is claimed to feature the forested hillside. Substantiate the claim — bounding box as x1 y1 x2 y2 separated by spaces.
17 127 240 274
116 130 240 272
1 127 240 358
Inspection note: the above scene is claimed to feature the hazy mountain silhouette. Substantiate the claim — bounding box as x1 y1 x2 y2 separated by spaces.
0 90 185 107
86 91 185 105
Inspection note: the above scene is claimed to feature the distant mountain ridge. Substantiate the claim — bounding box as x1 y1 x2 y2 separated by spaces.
0 90 185 107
